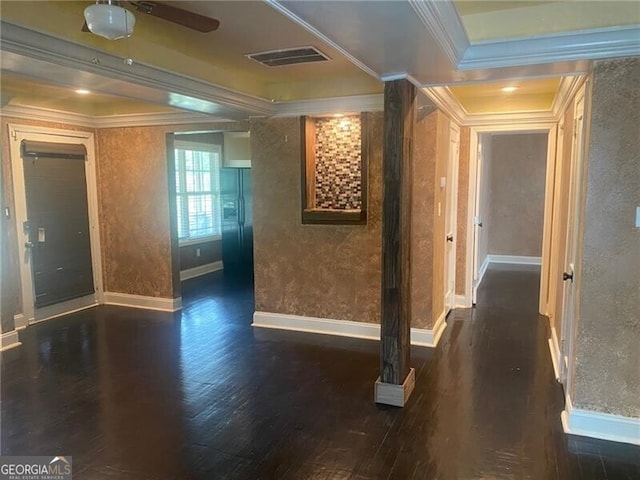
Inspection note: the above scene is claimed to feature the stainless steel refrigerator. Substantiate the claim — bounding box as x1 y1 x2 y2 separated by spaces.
220 167 253 278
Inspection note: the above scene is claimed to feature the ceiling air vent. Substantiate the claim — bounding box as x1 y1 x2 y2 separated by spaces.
246 46 330 67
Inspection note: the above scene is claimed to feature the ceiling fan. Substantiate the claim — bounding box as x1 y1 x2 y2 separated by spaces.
83 0 220 40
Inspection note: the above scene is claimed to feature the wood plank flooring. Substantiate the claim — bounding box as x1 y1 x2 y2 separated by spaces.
1 266 638 479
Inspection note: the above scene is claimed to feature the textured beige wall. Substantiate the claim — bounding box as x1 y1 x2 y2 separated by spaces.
97 127 174 298
252 111 447 329
0 116 95 327
455 127 470 295
411 110 438 328
251 115 383 323
573 58 640 417
96 121 246 298
432 112 450 321
488 133 547 257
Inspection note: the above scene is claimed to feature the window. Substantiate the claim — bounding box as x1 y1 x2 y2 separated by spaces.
174 141 222 242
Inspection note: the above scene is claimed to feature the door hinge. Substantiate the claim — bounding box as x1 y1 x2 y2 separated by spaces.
11 130 17 141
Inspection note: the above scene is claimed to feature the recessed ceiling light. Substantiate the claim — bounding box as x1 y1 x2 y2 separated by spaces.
333 113 344 118
501 86 518 93
75 89 91 95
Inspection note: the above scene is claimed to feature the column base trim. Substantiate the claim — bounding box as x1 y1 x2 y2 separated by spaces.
374 368 416 407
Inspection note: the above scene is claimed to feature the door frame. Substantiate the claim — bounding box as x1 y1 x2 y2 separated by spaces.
8 124 104 323
465 121 556 307
559 82 589 390
445 122 460 313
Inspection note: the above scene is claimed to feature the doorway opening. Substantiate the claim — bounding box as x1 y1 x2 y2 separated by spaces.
467 125 554 307
166 130 253 307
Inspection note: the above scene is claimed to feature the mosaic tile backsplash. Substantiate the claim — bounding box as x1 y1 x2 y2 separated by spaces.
314 116 362 210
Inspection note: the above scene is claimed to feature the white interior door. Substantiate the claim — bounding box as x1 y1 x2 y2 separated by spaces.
444 123 460 313
559 86 587 387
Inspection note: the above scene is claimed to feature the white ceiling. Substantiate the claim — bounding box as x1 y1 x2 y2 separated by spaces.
0 0 638 119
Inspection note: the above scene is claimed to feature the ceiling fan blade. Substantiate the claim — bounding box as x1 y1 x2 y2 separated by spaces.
130 2 219 32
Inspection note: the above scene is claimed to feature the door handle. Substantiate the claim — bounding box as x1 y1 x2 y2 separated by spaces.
25 241 34 249
446 234 454 242
477 222 483 227
563 271 573 282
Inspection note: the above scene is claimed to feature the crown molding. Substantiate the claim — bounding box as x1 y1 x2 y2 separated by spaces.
1 104 233 128
552 75 587 119
264 0 381 81
0 21 276 117
93 112 230 128
1 105 96 128
421 86 558 127
408 0 469 66
421 86 466 125
378 73 424 89
275 94 383 116
459 25 640 71
463 111 556 127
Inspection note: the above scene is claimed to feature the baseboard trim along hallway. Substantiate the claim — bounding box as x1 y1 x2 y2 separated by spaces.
103 292 182 312
1 331 21 352
488 255 542 265
548 325 561 381
252 311 447 348
180 261 224 281
562 396 640 446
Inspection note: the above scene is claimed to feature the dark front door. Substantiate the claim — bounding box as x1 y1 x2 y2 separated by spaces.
22 141 95 308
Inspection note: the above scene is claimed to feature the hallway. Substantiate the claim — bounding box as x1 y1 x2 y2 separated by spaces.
1 268 638 479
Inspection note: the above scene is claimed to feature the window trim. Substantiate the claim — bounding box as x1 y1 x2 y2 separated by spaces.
174 140 222 242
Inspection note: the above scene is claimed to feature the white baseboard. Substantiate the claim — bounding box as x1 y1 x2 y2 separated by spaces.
455 294 471 308
411 310 447 347
1 330 21 352
180 260 223 281
548 325 561 381
13 314 27 330
488 255 542 265
562 396 640 446
103 292 182 312
252 311 448 348
476 255 490 288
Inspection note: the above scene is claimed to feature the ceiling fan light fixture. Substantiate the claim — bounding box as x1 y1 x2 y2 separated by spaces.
84 2 136 40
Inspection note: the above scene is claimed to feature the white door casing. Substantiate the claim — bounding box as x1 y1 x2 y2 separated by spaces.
8 124 104 323
559 84 588 388
445 123 460 313
540 125 559 315
467 122 556 307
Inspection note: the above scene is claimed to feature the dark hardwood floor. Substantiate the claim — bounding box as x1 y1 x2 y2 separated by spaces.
2 266 638 479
